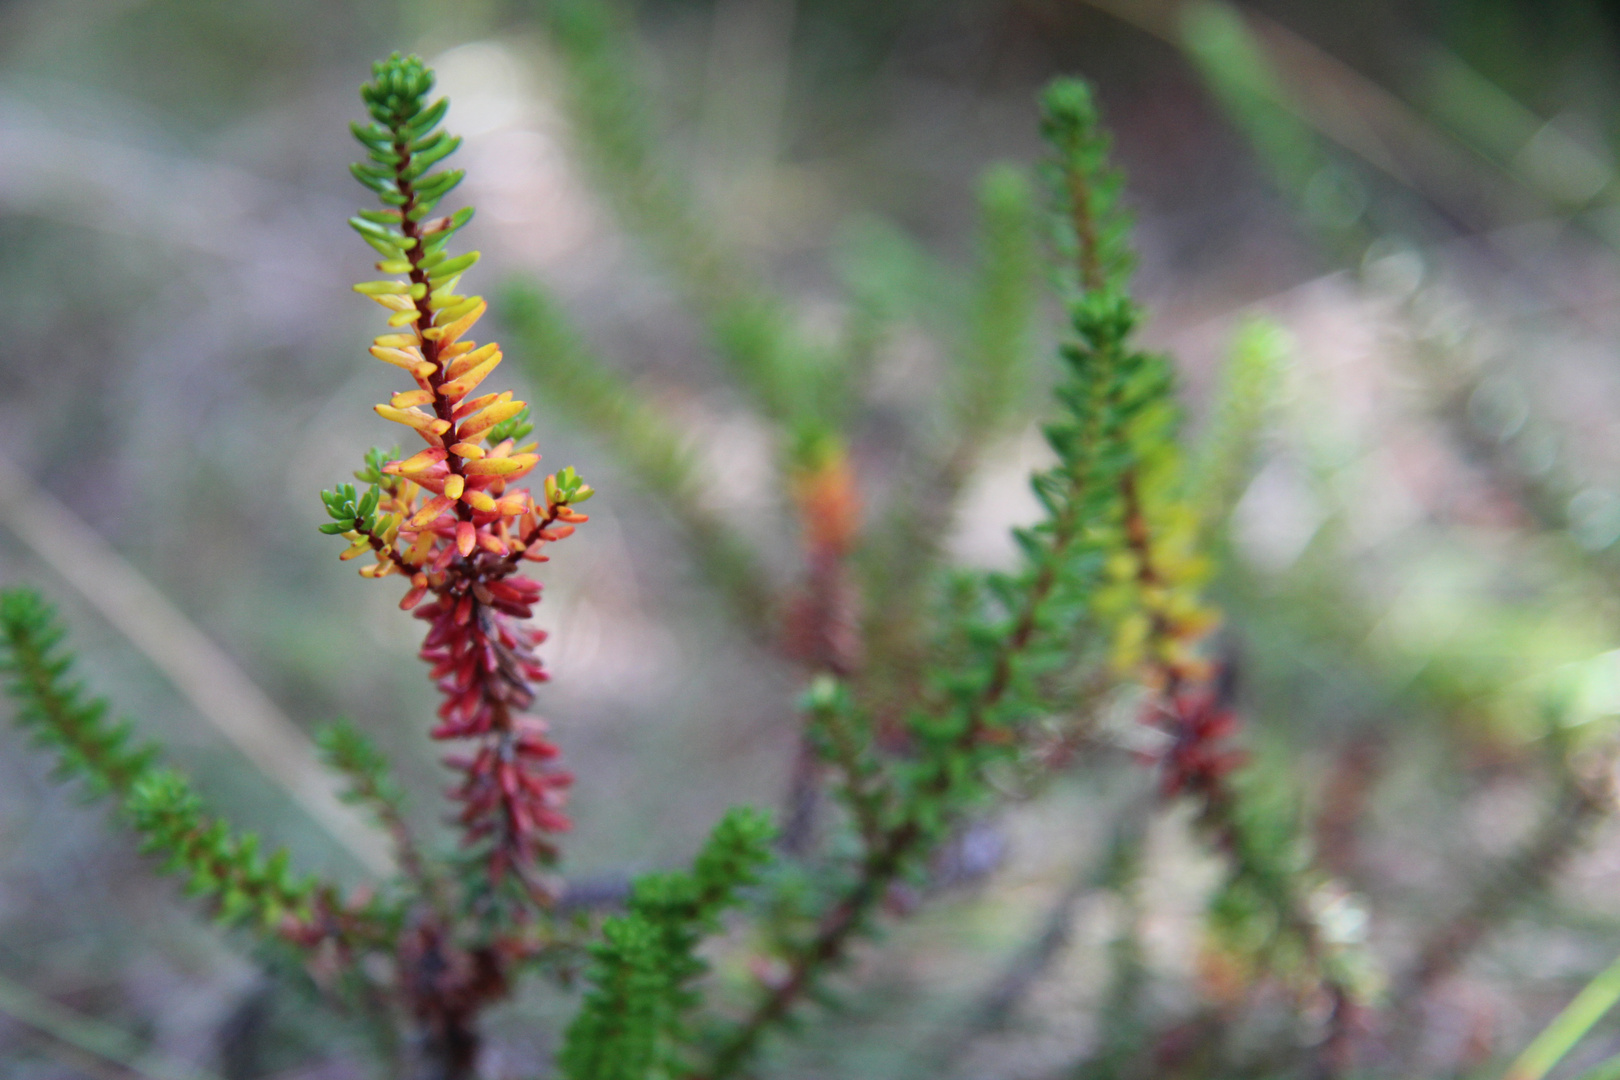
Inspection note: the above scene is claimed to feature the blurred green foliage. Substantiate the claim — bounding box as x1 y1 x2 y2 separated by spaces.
7 0 1620 1077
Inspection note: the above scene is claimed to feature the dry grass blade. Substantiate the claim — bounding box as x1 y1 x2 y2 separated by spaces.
0 969 223 1080
0 453 393 876
1072 0 1537 224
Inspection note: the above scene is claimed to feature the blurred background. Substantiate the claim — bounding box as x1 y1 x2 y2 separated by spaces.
11 0 1620 1076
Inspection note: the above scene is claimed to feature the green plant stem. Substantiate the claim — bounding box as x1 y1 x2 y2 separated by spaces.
804 686 889 852
0 592 156 801
1197 778 1355 1066
697 461 1098 1078
538 0 840 429
1507 951 1620 1080
857 165 1038 709
857 442 1007 740
1124 479 1357 1065
319 720 444 917
695 822 908 1079
1574 1050 1620 1080
1187 316 1287 539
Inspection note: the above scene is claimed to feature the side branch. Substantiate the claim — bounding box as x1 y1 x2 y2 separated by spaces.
1400 760 1612 998
1120 470 1359 1069
698 476 1095 1077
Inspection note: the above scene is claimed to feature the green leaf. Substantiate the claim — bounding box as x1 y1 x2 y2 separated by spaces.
403 97 450 141
414 169 465 202
404 134 462 178
426 251 479 281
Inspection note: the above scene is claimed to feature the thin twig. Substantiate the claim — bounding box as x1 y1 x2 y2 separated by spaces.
1064 0 1536 225
694 448 1096 1077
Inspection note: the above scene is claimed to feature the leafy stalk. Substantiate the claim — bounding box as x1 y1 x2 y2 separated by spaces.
858 164 1041 720
0 589 334 937
537 0 844 435
1045 79 1362 1064
559 808 775 1080
692 78 1173 1079
1187 316 1288 537
126 770 318 930
317 718 437 902
0 588 158 800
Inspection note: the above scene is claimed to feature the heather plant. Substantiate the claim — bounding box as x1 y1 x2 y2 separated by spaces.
5 31 1618 1080
0 47 1388 1080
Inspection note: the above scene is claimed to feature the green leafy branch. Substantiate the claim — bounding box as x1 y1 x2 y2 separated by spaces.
1 588 158 800
126 769 318 931
537 0 843 433
687 79 1169 1080
317 718 437 903
858 165 1043 722
559 808 776 1080
0 589 340 938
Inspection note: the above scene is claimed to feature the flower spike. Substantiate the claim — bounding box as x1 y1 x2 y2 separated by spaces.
321 53 594 907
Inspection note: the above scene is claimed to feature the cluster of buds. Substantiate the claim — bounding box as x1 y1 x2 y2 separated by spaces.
783 437 863 677
1101 488 1218 685
1096 465 1238 798
322 55 593 902
1146 683 1245 798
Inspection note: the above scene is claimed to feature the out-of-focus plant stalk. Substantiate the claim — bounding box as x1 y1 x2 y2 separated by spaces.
499 282 777 630
0 454 393 874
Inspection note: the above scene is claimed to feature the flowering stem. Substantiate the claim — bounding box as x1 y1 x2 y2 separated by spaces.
1122 446 1357 1068
700 464 1095 1078
351 516 424 576
342 57 594 919
387 132 470 511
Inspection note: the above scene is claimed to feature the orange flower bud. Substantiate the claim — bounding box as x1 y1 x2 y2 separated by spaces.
370 345 425 371
439 352 503 401
410 495 455 527
443 342 499 381
421 299 486 346
375 404 452 438
386 448 449 477
460 400 527 441
462 454 538 477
